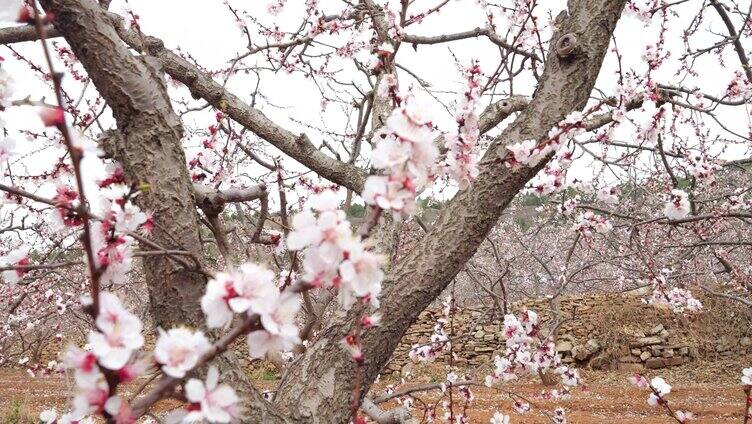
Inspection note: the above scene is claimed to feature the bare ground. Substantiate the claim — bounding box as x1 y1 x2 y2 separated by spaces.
0 358 749 423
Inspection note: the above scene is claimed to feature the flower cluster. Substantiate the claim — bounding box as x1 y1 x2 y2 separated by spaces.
663 189 690 220
636 104 666 144
408 319 450 362
286 191 384 308
644 272 702 314
642 44 665 70
485 310 579 391
489 411 510 424
408 296 452 362
376 73 398 100
630 374 695 422
58 293 143 422
514 400 531 414
571 211 613 237
363 95 439 219
527 160 566 196
201 262 301 358
87 293 144 370
684 153 721 185
154 328 211 378
497 0 541 50
56 289 241 423
726 70 752 100
558 196 580 216
505 111 586 168
596 186 620 205
0 245 29 284
646 286 703 314
443 61 482 190
169 366 239 423
624 1 652 22
91 198 149 286
435 372 475 422
51 185 83 228
727 192 752 211
742 367 752 386
266 0 286 15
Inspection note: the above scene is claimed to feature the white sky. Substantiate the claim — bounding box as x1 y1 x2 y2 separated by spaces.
1 0 750 219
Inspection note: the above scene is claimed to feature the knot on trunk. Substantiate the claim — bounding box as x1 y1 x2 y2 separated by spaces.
555 33 577 58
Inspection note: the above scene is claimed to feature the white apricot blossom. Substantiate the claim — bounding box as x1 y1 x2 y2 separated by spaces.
742 368 752 386
87 293 144 370
490 411 510 424
154 327 211 378
183 366 239 423
201 271 237 329
364 95 439 218
0 245 29 284
664 189 690 220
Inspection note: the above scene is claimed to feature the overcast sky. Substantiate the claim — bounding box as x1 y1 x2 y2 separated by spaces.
1 0 750 212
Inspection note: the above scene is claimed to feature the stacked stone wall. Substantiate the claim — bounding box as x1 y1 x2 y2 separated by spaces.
385 292 752 375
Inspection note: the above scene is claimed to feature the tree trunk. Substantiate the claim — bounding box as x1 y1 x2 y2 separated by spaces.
273 1 627 421
40 1 286 421
40 0 627 422
41 0 206 329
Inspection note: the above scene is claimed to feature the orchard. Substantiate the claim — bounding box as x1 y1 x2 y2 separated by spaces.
0 0 751 423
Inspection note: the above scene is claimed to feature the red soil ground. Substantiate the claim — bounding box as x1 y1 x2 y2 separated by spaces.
0 360 748 423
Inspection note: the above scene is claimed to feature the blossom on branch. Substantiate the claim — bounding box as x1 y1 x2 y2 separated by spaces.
201 272 238 329
490 411 510 424
647 377 671 406
87 292 144 370
596 186 620 205
182 366 239 423
742 368 752 386
287 191 384 307
443 61 483 189
663 189 690 220
364 95 439 219
0 245 29 284
154 327 211 378
227 263 277 315
572 211 613 237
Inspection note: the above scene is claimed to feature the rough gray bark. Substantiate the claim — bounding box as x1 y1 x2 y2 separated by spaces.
39 1 287 422
40 0 207 330
113 28 368 194
31 0 625 422
272 0 627 422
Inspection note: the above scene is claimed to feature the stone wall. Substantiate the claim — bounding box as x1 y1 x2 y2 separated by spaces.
16 290 752 377
384 292 752 376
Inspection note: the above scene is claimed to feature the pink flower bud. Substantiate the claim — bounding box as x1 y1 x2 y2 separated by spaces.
39 106 65 127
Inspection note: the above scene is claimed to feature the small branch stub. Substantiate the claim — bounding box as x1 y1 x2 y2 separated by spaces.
555 33 577 58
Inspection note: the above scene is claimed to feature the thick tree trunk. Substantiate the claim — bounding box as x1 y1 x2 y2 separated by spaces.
40 1 287 422
273 1 628 421
40 0 625 422
40 0 206 329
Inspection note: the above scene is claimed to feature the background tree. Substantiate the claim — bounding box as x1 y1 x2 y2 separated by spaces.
0 0 749 422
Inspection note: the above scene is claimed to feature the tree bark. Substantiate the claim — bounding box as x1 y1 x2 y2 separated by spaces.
273 0 627 422
40 0 206 329
39 1 287 422
36 0 625 422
